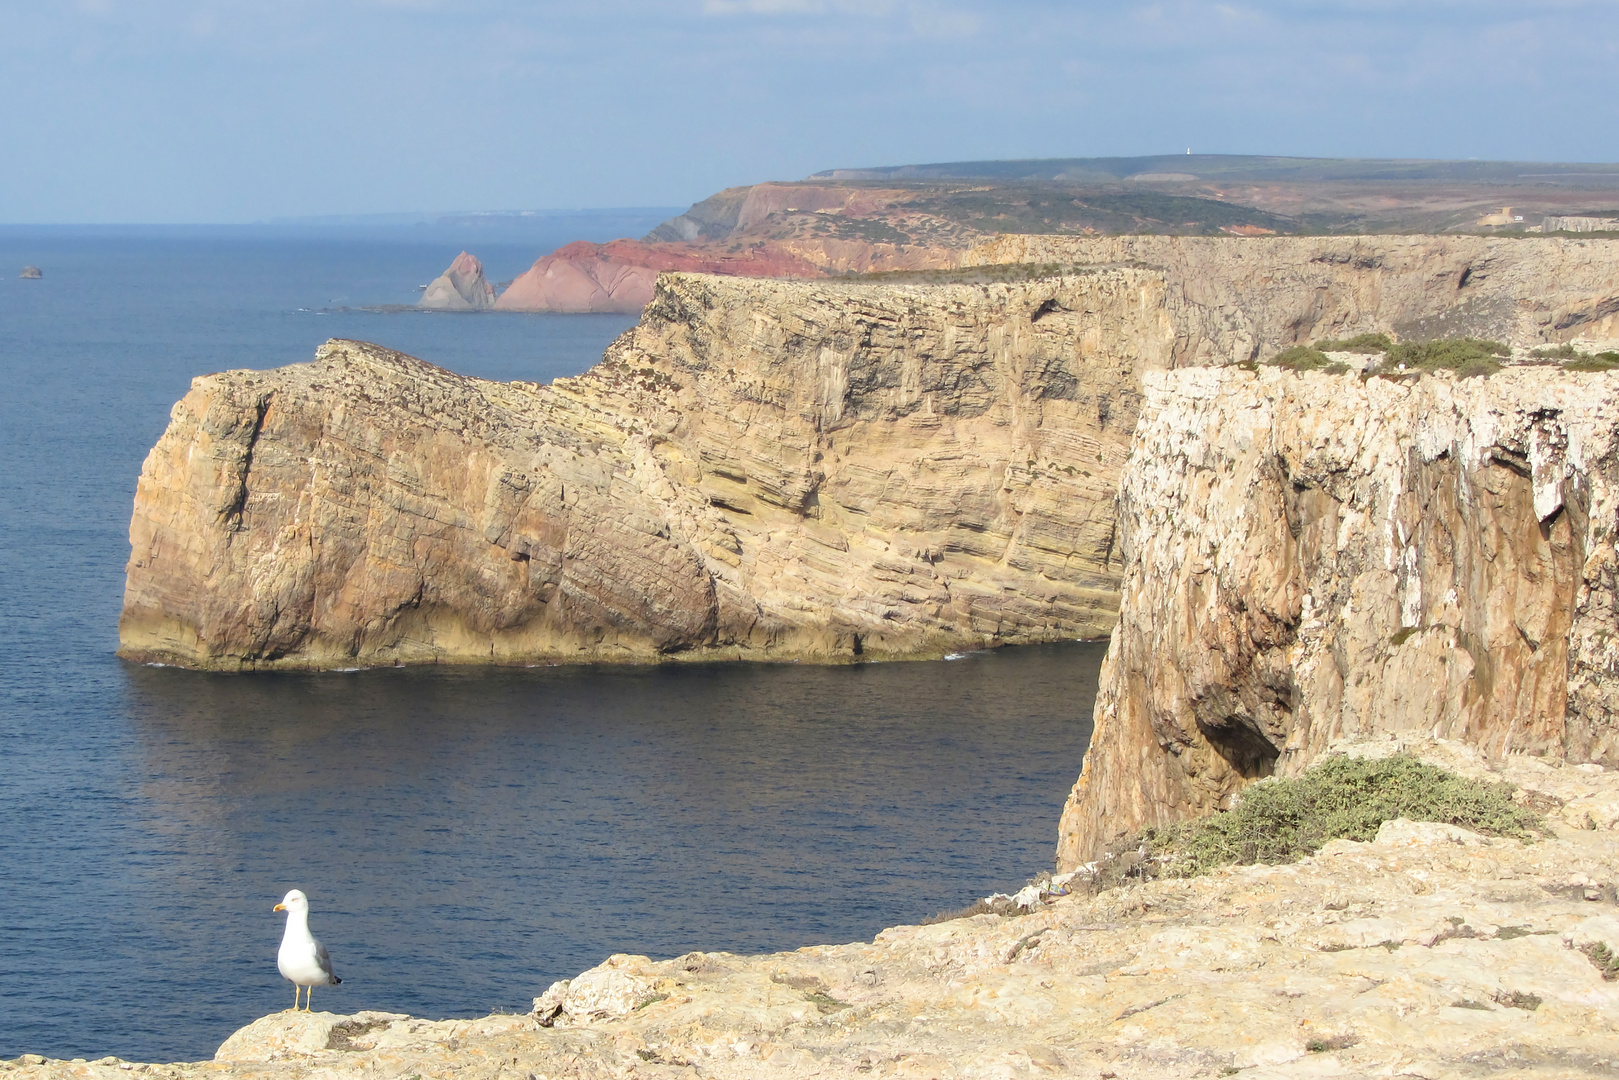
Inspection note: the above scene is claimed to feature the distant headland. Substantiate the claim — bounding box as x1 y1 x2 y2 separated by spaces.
430 153 1619 314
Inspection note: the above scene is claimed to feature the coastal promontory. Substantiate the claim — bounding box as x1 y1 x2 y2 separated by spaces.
120 234 1619 671
119 266 1167 668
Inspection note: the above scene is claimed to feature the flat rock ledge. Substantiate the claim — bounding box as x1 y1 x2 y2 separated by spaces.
14 744 1619 1080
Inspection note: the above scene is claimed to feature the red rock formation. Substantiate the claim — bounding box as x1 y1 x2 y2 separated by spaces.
492 240 825 313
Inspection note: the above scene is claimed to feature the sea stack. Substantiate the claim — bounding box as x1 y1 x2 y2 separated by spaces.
19 265 41 279
418 251 494 310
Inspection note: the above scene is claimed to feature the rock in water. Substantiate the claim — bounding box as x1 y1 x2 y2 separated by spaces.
19 265 41 279
119 268 1168 669
417 251 494 310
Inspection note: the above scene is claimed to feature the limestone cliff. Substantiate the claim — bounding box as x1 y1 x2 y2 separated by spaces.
968 234 1619 355
1057 365 1619 868
120 269 1169 669
418 252 494 311
122 236 1619 670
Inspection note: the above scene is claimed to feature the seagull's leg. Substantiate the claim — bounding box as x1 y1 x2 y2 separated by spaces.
289 985 299 1012
306 986 313 1013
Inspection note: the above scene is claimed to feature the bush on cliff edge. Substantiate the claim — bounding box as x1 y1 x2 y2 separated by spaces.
1374 338 1508 378
1127 754 1543 880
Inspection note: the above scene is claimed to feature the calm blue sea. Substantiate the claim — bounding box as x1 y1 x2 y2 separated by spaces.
0 227 1101 1063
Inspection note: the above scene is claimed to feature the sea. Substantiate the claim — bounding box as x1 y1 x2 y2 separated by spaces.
0 221 1103 1063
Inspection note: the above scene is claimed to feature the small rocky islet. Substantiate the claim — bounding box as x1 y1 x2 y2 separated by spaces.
69 214 1619 1075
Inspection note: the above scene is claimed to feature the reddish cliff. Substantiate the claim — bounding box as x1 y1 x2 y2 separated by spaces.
493 240 825 313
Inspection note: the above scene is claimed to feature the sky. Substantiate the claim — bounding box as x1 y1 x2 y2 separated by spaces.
2 1 1617 223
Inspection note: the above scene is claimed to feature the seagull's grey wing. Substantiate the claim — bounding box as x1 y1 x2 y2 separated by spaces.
314 939 341 984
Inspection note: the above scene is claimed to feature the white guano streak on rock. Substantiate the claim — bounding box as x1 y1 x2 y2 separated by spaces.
1058 365 1619 868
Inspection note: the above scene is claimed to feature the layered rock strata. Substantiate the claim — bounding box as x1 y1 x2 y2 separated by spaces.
122 237 1619 670
16 743 1619 1079
1058 364 1619 869
968 234 1619 356
120 268 1169 668
417 252 494 311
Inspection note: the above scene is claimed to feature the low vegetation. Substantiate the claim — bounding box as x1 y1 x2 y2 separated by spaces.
1583 941 1619 981
1373 337 1509 378
842 262 1122 285
1314 332 1393 353
1264 345 1348 373
1096 754 1542 887
1563 351 1619 372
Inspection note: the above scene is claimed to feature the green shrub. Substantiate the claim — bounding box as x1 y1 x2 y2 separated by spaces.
1129 754 1542 880
1268 345 1332 370
1315 332 1392 353
1375 338 1508 378
1585 941 1619 980
1531 343 1581 359
1565 352 1619 373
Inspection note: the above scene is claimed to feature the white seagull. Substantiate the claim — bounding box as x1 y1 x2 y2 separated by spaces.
273 889 342 1012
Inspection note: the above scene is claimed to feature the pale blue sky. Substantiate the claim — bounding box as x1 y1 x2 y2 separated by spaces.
3 1 1616 222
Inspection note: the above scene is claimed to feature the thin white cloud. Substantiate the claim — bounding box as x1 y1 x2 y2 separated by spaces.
702 0 830 14
910 5 977 37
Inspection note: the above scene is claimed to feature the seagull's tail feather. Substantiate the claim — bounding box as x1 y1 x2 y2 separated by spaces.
331 975 343 985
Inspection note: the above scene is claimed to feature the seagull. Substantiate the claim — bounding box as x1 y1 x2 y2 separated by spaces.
273 889 342 1012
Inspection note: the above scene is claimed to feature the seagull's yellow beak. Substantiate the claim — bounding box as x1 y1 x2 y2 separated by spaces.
273 903 286 912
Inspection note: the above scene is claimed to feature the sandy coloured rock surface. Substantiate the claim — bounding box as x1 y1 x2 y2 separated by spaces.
120 236 1619 671
967 234 1619 359
119 268 1167 669
1059 363 1619 869
13 743 1619 1079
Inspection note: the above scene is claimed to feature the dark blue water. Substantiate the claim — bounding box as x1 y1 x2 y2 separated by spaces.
0 229 1101 1063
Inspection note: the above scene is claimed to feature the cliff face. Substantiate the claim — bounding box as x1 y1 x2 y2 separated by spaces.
418 251 494 311
970 234 1619 354
1057 365 1619 868
122 236 1619 670
121 269 1170 668
493 240 825 314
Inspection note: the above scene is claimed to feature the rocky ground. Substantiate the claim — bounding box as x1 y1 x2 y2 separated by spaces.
11 740 1619 1079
